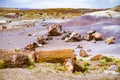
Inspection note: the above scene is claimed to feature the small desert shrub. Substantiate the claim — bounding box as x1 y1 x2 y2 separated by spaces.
46 70 52 73
36 69 42 73
54 63 65 71
74 71 82 75
102 56 112 62
0 60 4 69
83 61 91 66
28 65 35 70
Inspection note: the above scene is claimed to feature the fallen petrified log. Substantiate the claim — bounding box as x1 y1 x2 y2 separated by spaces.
35 49 75 63
0 49 35 68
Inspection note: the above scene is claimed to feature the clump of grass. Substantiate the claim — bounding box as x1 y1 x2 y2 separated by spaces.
83 61 91 66
0 60 4 69
54 63 65 71
28 65 35 70
102 56 113 62
74 71 82 75
36 69 42 73
117 67 120 72
46 70 52 73
113 58 120 64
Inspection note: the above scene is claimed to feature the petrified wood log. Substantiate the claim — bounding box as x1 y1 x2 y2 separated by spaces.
35 49 74 63
0 49 35 68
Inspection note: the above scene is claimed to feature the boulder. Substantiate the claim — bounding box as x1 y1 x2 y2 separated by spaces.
47 24 62 36
105 36 115 44
92 32 103 40
84 34 93 41
92 54 103 60
65 32 82 42
63 58 84 73
24 42 39 51
0 49 35 68
80 49 88 57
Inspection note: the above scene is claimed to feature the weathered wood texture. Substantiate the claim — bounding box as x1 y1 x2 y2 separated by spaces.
0 49 35 68
35 49 75 63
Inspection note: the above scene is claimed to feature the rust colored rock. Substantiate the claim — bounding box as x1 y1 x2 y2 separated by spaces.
24 42 39 51
0 49 35 68
47 24 62 36
37 35 47 44
92 32 103 40
92 54 103 60
35 49 74 63
77 45 83 48
65 32 82 42
80 49 88 57
63 58 84 73
105 36 115 44
84 34 93 41
2 26 7 29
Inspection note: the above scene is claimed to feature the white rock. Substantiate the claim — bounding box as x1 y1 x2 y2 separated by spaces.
85 10 120 18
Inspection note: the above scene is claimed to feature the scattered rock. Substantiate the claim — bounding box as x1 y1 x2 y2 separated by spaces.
84 34 93 41
87 30 96 35
77 45 83 48
92 54 103 60
37 35 47 44
47 24 62 36
24 42 39 51
0 49 35 68
104 65 119 74
80 49 88 57
108 65 118 71
28 33 32 36
46 36 53 40
105 36 115 44
64 32 82 42
63 58 74 72
2 25 7 29
63 58 84 73
92 32 103 40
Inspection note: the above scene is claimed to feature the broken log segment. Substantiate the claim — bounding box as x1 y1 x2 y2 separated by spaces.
0 49 35 68
35 49 75 63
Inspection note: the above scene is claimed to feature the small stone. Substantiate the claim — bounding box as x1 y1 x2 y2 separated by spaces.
2 26 7 29
80 49 88 57
28 34 32 36
105 36 115 44
77 45 83 48
108 65 118 71
92 54 103 60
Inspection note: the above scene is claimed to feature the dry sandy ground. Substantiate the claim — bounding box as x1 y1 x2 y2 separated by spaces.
0 63 120 80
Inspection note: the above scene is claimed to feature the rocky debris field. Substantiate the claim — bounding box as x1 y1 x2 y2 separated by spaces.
0 7 120 80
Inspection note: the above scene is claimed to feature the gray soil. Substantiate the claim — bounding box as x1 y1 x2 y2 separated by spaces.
0 18 120 80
